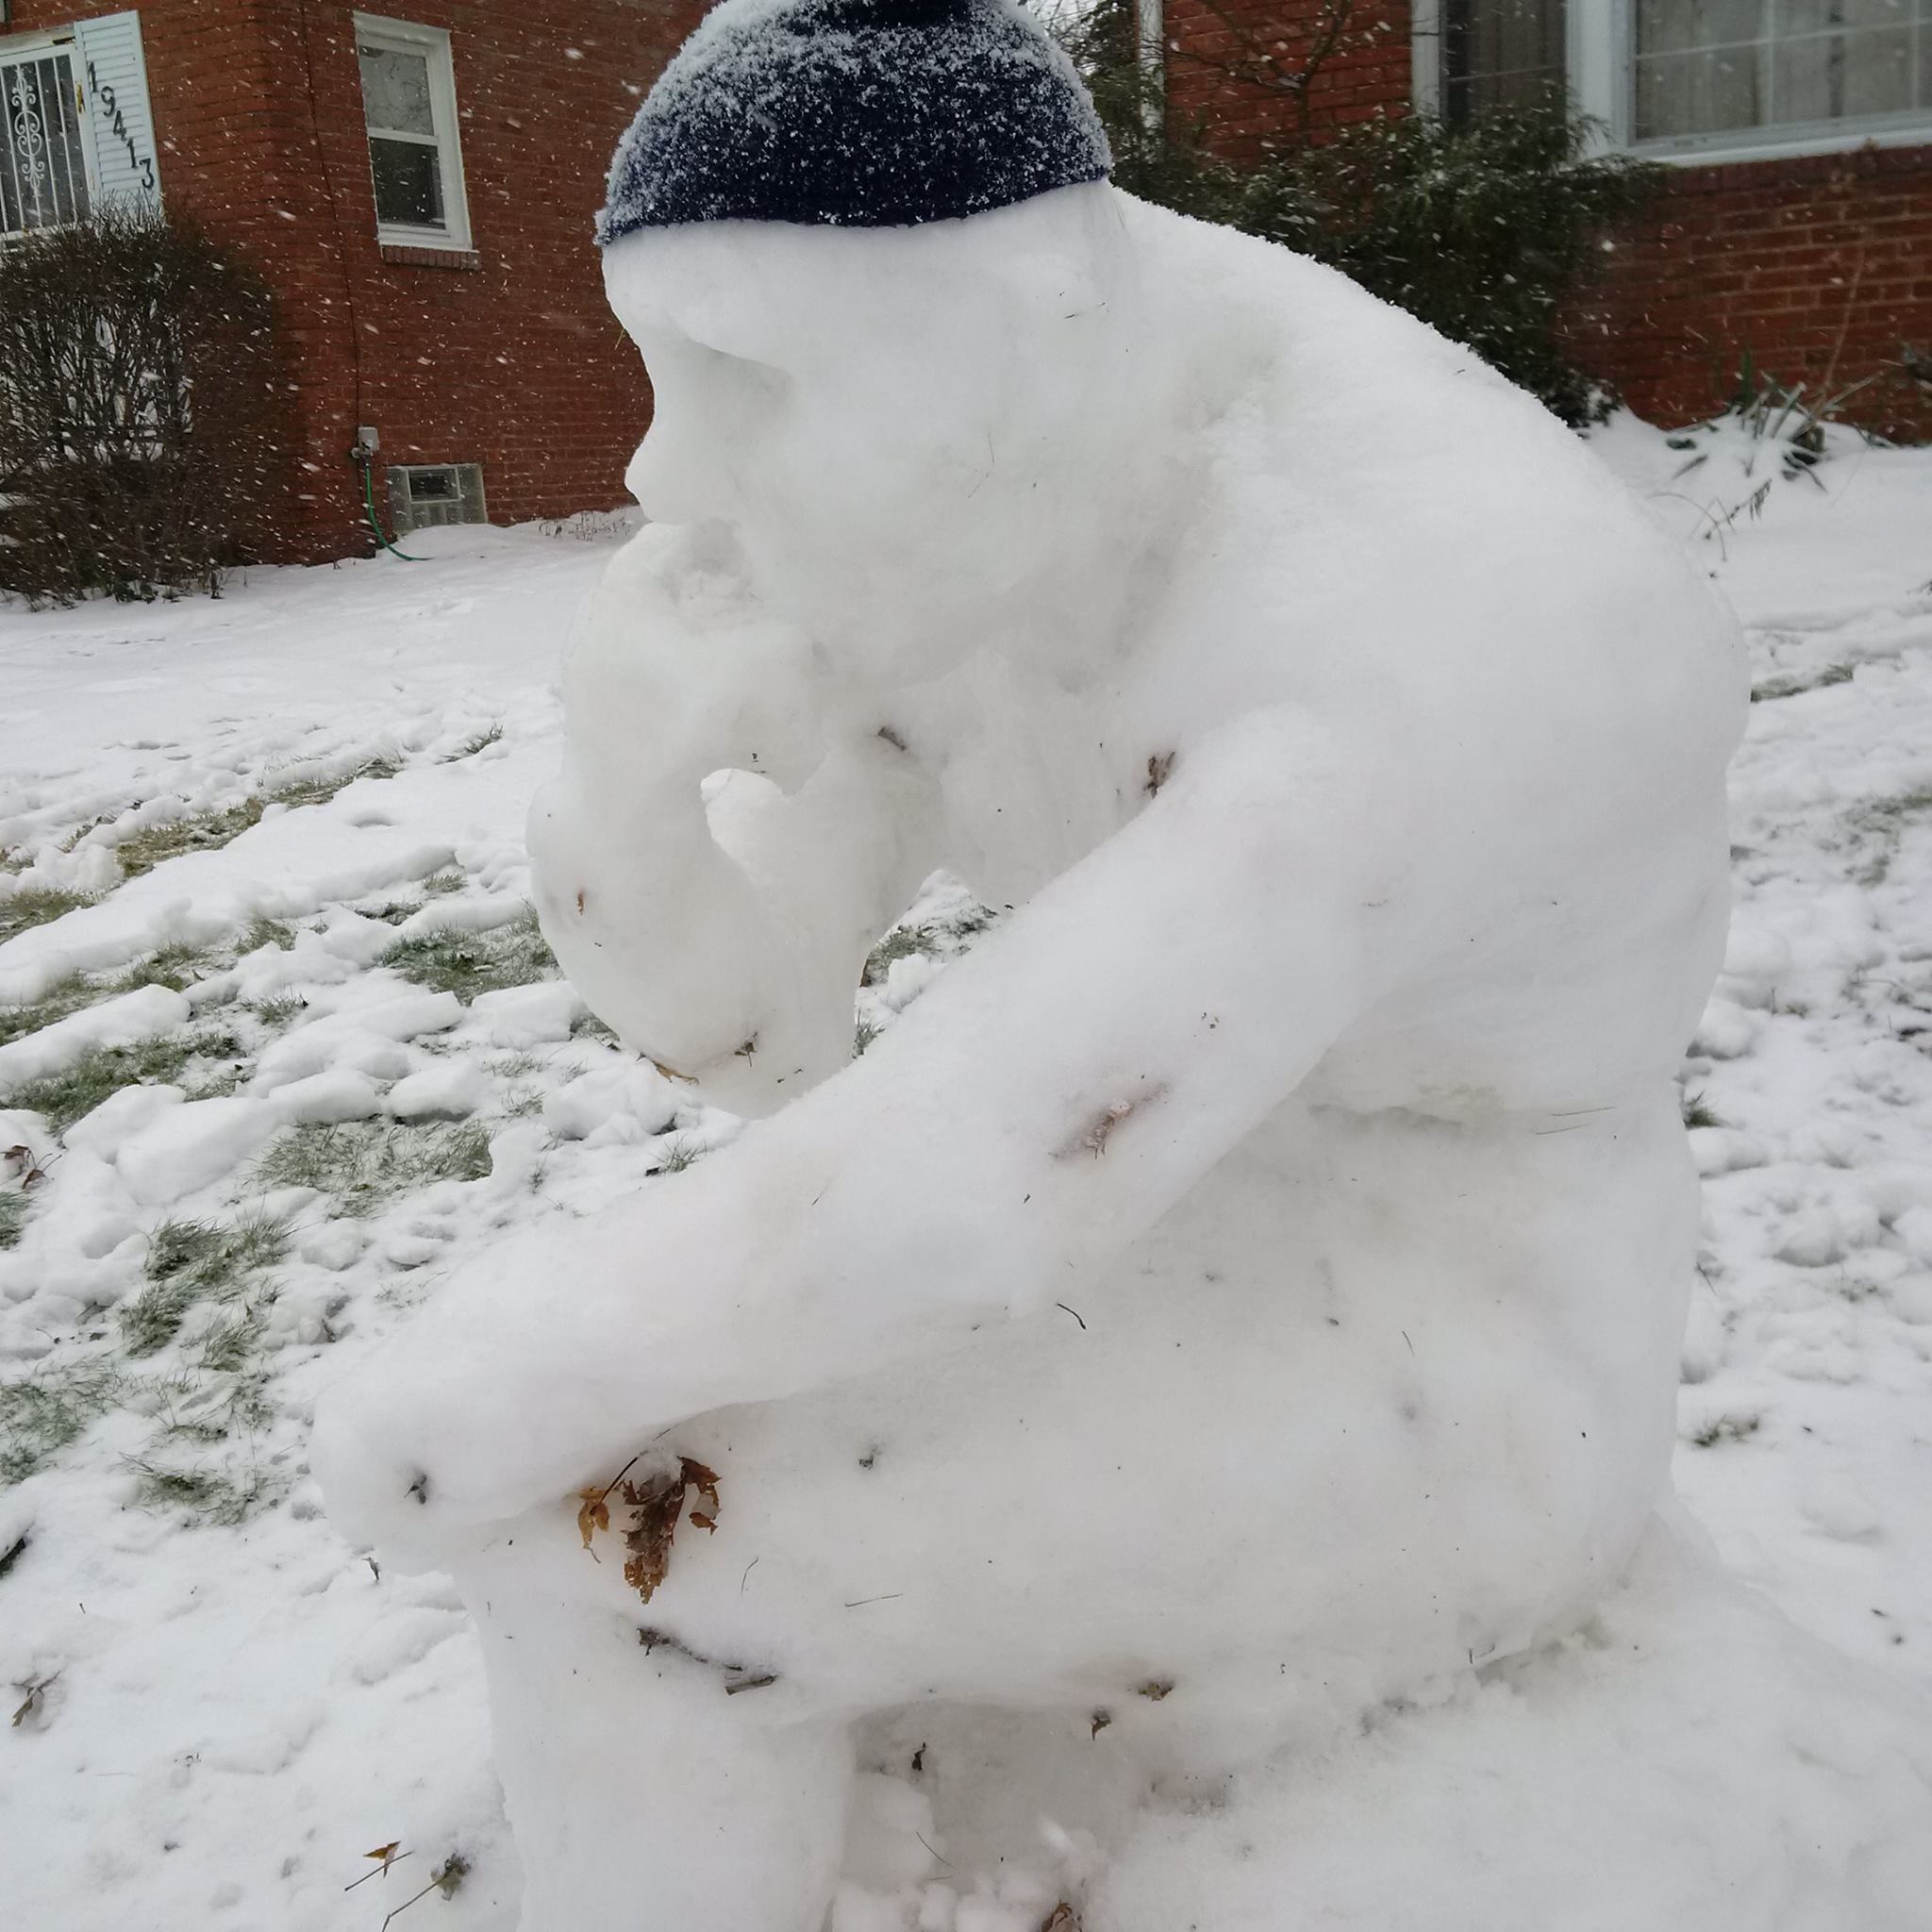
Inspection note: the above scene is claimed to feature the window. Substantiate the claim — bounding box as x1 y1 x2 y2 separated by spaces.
1631 0 1932 147
1 44 92 237
388 461 487 532
355 14 470 249
1416 0 1932 161
1441 0 1569 125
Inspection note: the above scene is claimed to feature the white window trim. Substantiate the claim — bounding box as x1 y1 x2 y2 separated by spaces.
0 27 103 239
1412 0 1932 166
353 12 472 251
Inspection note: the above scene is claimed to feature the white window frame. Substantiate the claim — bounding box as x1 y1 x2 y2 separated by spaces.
0 28 102 241
353 12 471 250
1413 1 1932 165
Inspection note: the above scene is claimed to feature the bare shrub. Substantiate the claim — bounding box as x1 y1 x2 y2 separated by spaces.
0 204 284 607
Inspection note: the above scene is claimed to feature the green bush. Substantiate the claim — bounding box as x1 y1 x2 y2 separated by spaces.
0 204 284 607
1061 0 1664 425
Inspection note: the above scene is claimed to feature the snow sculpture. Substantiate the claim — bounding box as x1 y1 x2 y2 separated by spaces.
311 1 1747 1925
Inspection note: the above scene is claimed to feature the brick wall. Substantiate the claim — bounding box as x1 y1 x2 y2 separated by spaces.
5 0 701 562
1160 1 1932 441
1574 144 1932 444
1163 0 1411 159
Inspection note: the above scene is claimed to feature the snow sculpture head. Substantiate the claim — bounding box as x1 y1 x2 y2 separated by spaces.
596 0 1137 667
597 0 1110 240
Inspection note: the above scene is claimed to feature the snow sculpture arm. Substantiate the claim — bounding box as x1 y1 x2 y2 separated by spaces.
529 525 940 1100
315 705 1424 1553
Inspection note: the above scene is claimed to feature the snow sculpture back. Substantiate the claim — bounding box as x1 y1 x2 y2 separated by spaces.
312 2 1748 1925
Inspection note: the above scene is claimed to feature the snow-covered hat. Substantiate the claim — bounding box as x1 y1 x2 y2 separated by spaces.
598 0 1112 242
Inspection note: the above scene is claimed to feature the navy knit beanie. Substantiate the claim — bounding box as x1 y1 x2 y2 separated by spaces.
598 0 1112 242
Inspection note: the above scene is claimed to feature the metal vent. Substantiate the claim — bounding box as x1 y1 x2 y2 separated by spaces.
388 461 486 533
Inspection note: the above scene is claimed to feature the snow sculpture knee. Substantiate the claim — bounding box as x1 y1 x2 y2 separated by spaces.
310 2 1747 1926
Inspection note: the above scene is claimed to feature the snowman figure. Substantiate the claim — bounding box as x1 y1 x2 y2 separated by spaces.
312 1 1745 1925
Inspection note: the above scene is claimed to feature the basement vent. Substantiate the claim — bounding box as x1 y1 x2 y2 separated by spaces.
388 461 487 533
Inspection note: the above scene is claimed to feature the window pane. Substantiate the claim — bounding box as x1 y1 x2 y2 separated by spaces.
1773 19 1912 120
1636 0 1767 56
1442 0 1568 125
358 45 435 136
1782 0 1910 31
1634 0 1929 135
1834 25 1912 112
1635 44 1768 136
370 136 444 228
1 53 92 235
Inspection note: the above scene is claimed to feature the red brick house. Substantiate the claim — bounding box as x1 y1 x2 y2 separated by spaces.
1160 0 1932 440
3 3 1924 571
0 1 700 561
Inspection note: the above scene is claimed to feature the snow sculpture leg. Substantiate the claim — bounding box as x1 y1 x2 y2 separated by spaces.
457 1520 851 1932
310 3 1750 1927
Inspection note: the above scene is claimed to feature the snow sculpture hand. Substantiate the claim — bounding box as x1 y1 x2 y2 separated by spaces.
309 1157 773 1562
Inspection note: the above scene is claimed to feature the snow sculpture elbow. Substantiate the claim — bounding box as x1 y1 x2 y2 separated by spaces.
309 2 1747 1927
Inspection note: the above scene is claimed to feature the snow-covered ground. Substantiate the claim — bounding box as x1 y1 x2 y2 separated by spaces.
1 416 1928 1929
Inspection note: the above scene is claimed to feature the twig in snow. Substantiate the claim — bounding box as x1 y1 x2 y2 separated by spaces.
381 1853 469 1927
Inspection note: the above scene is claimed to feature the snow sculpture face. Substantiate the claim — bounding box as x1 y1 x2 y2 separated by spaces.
605 182 1136 677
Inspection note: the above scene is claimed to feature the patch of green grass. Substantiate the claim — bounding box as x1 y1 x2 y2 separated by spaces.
257 1119 491 1215
1681 1091 1722 1130
1850 788 1932 832
114 799 264 878
0 885 95 944
239 915 296 955
0 1359 123 1486
245 992 305 1029
422 868 466 896
0 1193 26 1251
385 907 557 1003
1844 787 1932 887
441 724 503 762
861 924 937 987
1688 1411 1761 1449
265 753 401 810
0 1024 248 1135
0 974 95 1052
1751 663 1854 704
572 1010 617 1042
120 1212 290 1358
125 1455 274 1525
854 1018 880 1058
860 905 997 988
654 1136 702 1175
107 941 223 997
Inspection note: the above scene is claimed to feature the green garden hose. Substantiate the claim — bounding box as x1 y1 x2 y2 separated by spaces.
357 454 425 561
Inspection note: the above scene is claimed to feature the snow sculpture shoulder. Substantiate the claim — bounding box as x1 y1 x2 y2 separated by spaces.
312 2 1747 1925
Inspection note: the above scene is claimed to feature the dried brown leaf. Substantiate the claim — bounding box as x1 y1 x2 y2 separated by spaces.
584 1455 725 1606
575 1485 609 1551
